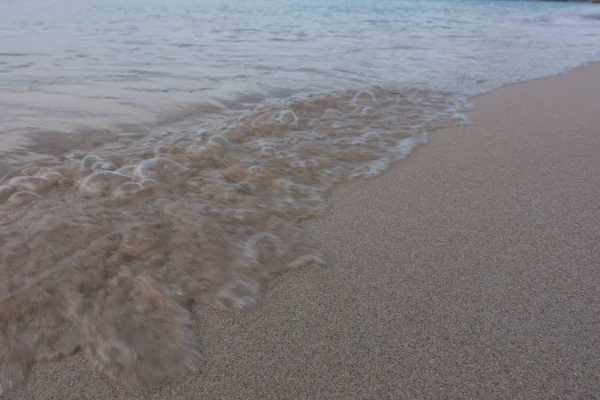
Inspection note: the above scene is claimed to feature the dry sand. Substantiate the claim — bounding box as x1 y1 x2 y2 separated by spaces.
7 64 600 399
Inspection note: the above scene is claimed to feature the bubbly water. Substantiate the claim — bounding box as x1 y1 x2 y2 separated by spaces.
0 0 599 394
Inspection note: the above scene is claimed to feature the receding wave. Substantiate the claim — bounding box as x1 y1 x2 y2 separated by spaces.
0 87 468 394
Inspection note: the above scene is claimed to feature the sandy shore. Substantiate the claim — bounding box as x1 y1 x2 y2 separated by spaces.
8 64 600 399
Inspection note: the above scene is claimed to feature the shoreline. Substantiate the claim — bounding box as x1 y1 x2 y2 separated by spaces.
7 58 600 398
2 58 600 178
467 59 600 103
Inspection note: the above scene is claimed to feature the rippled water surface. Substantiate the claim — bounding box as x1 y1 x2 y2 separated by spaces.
1 0 600 395
2 0 600 143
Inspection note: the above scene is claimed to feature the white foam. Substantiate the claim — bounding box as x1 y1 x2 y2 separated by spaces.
397 137 420 158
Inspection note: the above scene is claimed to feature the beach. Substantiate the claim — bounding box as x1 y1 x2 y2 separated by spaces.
6 62 599 399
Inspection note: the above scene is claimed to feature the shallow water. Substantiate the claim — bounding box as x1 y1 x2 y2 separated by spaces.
1 0 600 394
2 0 600 146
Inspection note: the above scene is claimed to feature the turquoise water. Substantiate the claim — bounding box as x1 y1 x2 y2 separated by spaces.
1 0 600 394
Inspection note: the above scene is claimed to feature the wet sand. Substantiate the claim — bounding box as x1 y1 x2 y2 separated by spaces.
8 64 600 399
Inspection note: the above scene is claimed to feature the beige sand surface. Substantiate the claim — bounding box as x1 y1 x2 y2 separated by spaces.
8 64 600 399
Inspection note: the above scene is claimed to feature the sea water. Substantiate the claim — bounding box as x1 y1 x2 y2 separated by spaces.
0 0 599 394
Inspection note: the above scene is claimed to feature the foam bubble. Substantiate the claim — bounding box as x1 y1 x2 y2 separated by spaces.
6 166 43 178
169 139 194 155
8 176 53 192
80 154 105 173
184 144 209 159
352 90 378 105
360 106 378 116
112 182 146 202
277 109 299 127
222 128 245 143
207 135 230 147
244 233 284 265
196 129 210 138
78 171 132 197
92 161 115 171
260 146 277 157
139 179 156 189
132 158 190 183
116 165 137 176
214 276 261 311
41 171 68 185
7 191 43 205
